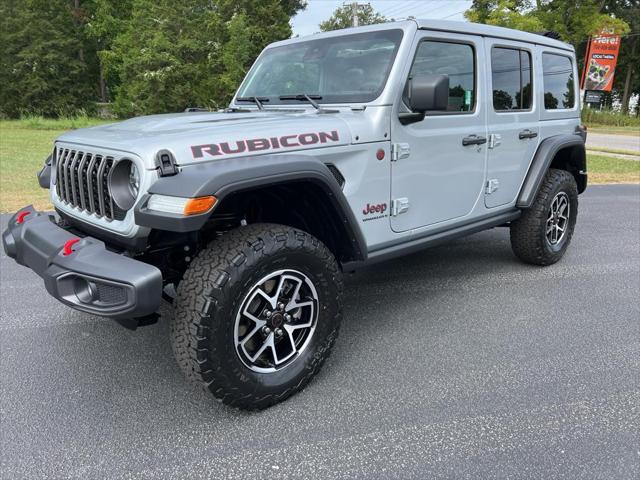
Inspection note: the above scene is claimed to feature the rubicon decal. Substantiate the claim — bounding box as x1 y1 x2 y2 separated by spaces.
191 130 340 159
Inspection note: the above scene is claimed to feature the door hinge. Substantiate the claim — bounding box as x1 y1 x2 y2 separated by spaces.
391 143 410 162
391 197 410 216
488 133 502 149
486 179 500 194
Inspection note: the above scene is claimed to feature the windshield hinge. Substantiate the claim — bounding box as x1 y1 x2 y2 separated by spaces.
391 143 410 162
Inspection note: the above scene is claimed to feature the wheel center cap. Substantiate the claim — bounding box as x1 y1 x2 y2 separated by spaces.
269 312 284 328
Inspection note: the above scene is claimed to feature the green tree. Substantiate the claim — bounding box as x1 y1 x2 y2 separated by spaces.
84 0 134 102
102 0 303 117
464 0 629 42
606 0 639 113
216 0 297 101
0 0 96 117
319 4 387 31
464 0 543 31
535 0 629 46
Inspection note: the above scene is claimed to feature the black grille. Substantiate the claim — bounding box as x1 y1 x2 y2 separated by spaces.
326 164 345 188
95 283 127 305
54 147 125 221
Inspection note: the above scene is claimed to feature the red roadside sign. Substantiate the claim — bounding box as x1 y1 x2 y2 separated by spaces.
581 30 622 91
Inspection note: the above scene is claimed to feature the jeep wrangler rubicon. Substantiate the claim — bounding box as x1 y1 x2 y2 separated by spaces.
3 20 587 410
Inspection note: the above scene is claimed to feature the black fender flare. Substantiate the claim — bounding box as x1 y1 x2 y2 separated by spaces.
516 134 587 209
134 154 367 261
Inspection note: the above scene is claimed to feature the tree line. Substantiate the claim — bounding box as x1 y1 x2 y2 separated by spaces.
0 0 305 118
0 0 637 118
464 0 639 113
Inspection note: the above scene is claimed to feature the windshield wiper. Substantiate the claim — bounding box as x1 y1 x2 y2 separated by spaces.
235 96 269 110
279 94 323 110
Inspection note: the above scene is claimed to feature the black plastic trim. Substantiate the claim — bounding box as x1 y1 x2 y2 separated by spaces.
517 134 586 208
38 157 52 189
343 210 521 271
135 154 367 261
2 206 162 320
55 209 149 251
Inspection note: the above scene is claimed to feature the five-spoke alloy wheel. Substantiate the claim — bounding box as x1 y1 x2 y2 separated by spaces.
545 192 570 247
171 223 343 410
235 269 319 373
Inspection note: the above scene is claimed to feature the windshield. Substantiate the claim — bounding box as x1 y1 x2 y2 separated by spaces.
236 29 404 105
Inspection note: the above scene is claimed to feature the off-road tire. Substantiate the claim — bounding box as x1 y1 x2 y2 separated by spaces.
510 168 578 265
170 223 343 410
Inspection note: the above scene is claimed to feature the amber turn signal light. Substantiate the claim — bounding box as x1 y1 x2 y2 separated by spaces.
183 196 217 215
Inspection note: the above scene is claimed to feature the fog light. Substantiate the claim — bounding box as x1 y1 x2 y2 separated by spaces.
73 277 97 304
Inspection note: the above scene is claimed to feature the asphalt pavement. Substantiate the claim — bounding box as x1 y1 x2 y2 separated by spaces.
1 184 639 479
586 132 640 153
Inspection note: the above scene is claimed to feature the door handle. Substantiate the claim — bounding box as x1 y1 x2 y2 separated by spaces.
519 129 538 140
462 135 487 146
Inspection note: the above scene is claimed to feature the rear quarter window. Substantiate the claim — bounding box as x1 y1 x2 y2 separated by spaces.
542 53 575 110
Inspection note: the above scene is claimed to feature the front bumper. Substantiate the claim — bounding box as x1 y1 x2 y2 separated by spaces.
2 206 162 320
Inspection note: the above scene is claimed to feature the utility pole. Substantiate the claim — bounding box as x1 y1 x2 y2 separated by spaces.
343 2 368 27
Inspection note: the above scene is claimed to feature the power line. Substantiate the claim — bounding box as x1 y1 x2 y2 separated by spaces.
379 0 467 18
439 9 467 19
379 1 425 17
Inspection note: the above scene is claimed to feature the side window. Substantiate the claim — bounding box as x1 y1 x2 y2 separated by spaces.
542 53 575 110
409 41 475 112
491 47 532 111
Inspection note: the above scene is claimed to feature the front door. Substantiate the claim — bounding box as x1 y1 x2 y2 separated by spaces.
484 38 540 208
390 32 487 233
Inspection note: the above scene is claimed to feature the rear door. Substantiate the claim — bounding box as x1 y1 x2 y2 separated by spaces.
484 38 539 208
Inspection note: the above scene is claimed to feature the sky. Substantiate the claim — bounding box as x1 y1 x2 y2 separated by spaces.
291 0 473 37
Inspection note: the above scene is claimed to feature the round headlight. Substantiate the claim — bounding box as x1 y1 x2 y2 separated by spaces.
109 159 141 211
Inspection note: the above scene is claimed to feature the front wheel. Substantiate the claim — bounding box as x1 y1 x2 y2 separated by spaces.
170 223 343 410
510 168 578 265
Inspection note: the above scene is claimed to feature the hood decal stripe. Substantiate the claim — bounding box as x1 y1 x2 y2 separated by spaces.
191 130 340 159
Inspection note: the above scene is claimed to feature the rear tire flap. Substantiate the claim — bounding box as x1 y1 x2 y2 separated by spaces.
170 223 343 410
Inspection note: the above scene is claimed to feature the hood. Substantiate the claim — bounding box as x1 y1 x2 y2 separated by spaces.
56 110 355 169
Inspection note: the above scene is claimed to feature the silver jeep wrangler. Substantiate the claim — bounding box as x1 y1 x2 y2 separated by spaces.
3 20 587 409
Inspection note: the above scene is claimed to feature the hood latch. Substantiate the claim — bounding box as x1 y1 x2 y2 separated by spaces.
156 150 178 177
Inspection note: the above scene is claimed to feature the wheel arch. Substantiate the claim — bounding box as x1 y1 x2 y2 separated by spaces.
517 134 587 209
135 154 367 265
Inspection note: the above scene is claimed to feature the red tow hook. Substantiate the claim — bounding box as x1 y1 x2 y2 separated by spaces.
16 211 31 224
62 238 81 256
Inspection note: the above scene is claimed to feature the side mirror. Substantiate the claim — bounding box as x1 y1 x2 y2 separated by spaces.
408 74 449 111
400 74 449 125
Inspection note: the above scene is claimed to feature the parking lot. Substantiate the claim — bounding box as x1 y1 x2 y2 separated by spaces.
1 184 638 479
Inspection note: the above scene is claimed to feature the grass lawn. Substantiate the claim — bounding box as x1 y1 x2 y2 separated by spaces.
586 125 640 136
587 154 640 184
1 120 639 213
586 146 640 157
1 126 63 212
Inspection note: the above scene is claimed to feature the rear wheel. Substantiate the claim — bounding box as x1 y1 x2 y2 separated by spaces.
510 168 578 265
170 223 343 410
